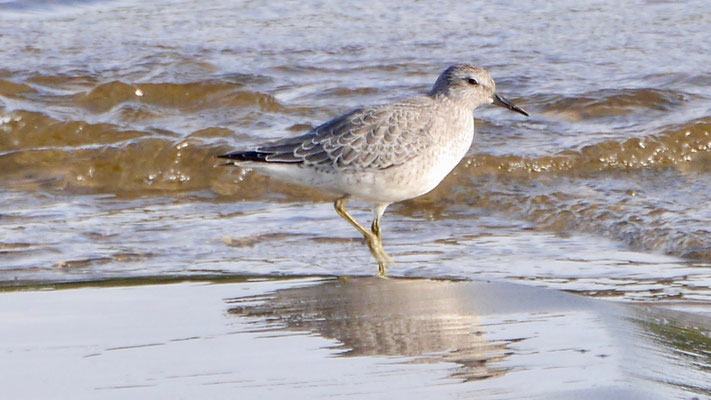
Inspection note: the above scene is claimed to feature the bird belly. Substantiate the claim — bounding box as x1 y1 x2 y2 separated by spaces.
338 129 474 203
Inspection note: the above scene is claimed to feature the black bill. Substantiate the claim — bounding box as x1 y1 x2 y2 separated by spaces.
492 93 529 117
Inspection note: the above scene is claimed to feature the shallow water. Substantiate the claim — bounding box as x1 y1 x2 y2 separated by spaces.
1 0 711 310
2 277 710 399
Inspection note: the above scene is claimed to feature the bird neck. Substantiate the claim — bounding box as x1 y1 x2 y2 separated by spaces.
428 90 472 112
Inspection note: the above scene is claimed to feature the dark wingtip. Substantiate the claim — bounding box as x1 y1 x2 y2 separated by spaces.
218 151 269 162
218 150 304 164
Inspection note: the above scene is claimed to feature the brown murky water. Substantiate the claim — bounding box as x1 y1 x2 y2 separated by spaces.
1 0 711 308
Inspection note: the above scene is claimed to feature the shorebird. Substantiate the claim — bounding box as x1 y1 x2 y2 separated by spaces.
219 64 528 276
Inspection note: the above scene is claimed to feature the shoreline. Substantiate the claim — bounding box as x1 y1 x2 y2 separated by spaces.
1 276 709 398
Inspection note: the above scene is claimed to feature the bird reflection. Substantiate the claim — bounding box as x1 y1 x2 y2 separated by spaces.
227 277 511 382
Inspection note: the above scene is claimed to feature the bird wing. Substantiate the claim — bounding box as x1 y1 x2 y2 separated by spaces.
230 102 434 170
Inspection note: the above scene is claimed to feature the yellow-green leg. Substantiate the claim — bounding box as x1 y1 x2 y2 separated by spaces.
334 197 392 276
371 202 388 243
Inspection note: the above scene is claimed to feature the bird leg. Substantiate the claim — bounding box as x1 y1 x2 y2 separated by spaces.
371 218 381 241
369 203 392 276
370 202 389 243
334 197 392 276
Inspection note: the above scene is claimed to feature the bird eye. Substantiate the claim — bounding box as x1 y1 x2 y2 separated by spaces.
467 78 478 85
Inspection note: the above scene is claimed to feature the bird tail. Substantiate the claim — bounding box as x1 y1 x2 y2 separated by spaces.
217 149 304 166
218 151 270 163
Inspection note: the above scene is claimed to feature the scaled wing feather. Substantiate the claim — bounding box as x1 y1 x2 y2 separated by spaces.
255 103 434 170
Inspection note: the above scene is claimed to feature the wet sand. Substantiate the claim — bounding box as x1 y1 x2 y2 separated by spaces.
1 1 711 398
2 277 709 399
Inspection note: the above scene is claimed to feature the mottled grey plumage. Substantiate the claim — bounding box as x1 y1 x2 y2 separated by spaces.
241 103 434 170
220 64 528 276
